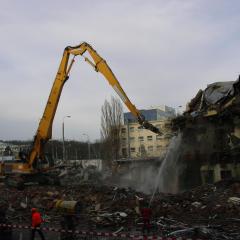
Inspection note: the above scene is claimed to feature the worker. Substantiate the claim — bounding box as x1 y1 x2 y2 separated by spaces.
140 203 152 234
31 208 45 240
60 214 77 240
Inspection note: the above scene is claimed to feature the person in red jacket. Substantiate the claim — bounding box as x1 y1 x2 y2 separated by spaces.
140 203 152 234
31 208 45 240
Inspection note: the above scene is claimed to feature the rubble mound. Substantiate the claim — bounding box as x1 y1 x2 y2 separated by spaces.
0 179 239 238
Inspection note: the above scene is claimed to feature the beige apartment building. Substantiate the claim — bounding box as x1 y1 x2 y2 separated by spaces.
120 106 175 159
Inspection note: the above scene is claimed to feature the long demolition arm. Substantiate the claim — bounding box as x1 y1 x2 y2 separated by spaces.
28 42 161 167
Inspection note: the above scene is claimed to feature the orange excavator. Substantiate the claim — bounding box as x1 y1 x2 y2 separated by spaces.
0 42 161 181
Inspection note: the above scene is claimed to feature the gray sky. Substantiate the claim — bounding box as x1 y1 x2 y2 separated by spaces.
1 0 240 141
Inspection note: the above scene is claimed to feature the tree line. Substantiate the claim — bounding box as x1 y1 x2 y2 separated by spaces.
4 139 102 160
3 96 124 164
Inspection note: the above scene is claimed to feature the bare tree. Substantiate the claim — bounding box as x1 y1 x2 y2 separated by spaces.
101 96 123 165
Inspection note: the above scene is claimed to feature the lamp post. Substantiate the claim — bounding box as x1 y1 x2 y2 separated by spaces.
176 105 182 116
83 133 90 160
62 115 71 163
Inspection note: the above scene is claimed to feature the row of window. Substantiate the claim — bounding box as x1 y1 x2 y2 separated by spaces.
202 170 232 183
122 145 163 153
121 124 162 133
122 135 163 142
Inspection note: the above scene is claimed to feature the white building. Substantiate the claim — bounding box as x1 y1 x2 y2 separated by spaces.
0 141 27 158
120 106 175 159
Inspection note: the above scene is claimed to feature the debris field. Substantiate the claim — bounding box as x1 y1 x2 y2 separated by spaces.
0 178 240 239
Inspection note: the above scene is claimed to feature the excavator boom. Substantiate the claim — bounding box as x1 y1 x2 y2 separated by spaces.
28 42 161 168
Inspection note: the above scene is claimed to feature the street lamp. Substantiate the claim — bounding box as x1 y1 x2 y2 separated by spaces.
62 115 71 163
176 105 182 116
83 133 90 160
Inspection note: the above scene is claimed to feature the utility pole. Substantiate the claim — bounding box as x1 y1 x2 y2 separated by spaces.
75 149 78 160
83 133 90 160
62 115 71 163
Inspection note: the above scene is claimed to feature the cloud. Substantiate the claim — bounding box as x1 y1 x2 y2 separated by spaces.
1 0 240 140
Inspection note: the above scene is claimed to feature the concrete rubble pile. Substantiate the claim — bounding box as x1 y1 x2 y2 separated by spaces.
172 76 240 130
0 179 240 239
151 179 240 239
56 165 103 186
186 76 240 116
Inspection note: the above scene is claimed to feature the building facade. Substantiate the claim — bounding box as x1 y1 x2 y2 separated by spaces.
120 106 175 159
0 141 28 159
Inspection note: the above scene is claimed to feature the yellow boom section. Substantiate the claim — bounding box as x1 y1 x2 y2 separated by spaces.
28 42 160 167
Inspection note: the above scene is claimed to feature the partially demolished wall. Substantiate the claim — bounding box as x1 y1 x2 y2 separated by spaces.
172 76 240 190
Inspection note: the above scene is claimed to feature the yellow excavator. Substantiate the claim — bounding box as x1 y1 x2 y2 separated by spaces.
0 42 161 181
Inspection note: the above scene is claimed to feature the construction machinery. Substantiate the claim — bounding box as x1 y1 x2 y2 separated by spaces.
0 42 161 179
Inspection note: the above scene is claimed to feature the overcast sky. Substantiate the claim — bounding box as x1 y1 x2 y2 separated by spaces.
1 0 240 142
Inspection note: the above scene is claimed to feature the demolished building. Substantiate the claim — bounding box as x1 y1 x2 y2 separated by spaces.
171 76 240 190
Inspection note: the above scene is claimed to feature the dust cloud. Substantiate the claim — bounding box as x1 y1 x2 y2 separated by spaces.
116 133 185 195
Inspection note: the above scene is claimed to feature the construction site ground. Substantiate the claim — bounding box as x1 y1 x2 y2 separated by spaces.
0 178 240 239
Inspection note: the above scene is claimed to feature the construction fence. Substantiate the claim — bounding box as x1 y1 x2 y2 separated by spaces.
0 223 202 240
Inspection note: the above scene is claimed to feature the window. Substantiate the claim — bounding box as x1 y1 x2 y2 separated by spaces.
221 170 232 180
147 136 153 141
130 147 136 152
156 145 162 150
139 145 146 154
122 148 127 157
121 128 126 133
202 170 214 183
156 135 163 140
165 133 173 139
130 127 135 132
138 136 144 142
130 137 135 142
148 146 153 151
122 137 127 142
